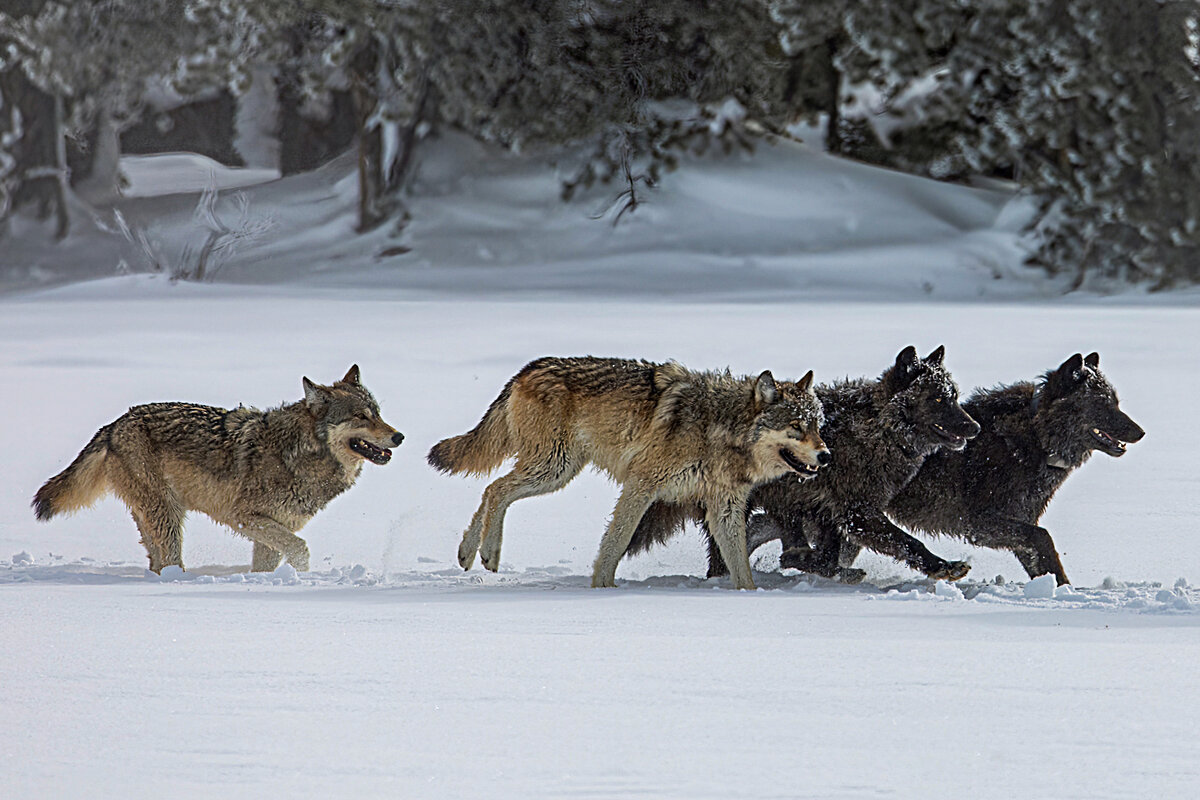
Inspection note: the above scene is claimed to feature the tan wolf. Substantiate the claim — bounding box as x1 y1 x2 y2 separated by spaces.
33 366 403 573
427 356 830 589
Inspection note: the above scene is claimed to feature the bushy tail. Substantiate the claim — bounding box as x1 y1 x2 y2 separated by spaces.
625 501 699 556
427 381 516 476
33 426 112 521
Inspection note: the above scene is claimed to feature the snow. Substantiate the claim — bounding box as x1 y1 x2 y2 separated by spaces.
1023 573 1058 599
2 135 1200 798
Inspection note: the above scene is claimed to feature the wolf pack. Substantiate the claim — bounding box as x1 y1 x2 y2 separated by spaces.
33 347 1143 590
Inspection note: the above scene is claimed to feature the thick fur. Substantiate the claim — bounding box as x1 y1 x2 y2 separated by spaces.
428 356 829 589
33 366 403 573
629 346 981 582
888 352 1144 585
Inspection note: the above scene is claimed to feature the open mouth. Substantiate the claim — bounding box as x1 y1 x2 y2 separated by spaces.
349 438 392 465
929 423 968 449
1090 427 1128 456
780 448 820 478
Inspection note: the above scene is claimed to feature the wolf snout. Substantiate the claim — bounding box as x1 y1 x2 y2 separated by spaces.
391 431 405 446
816 450 832 467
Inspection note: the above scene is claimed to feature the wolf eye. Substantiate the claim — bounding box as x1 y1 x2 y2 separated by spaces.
790 420 804 430
934 398 942 404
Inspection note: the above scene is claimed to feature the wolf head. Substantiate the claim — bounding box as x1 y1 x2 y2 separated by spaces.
750 370 831 482
1033 352 1144 465
304 365 404 467
881 345 980 454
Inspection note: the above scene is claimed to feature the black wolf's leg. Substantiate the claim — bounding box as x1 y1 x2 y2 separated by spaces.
746 512 788 558
966 516 1069 585
844 509 969 581
782 516 836 576
704 527 729 579
780 516 864 583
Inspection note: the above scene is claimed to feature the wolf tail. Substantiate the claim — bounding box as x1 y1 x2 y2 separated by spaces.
427 381 516 476
33 425 112 520
625 501 696 556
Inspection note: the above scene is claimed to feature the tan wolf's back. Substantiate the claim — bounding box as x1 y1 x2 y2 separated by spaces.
427 357 664 475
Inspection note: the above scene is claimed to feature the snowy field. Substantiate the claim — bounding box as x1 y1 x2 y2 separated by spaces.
3 139 1200 798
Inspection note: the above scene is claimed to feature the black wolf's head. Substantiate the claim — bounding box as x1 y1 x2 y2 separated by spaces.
880 345 980 454
750 370 831 483
304 365 404 468
1033 352 1144 465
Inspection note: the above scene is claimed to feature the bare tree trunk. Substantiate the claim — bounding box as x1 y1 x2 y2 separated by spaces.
386 72 434 195
350 41 386 232
3 68 69 237
73 106 122 206
821 36 842 156
51 92 69 238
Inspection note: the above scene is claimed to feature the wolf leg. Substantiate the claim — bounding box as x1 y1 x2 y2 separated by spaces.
592 487 655 588
704 511 792 578
778 515 843 579
844 508 969 581
707 499 756 590
746 512 788 558
464 453 583 572
251 542 284 572
130 511 176 573
107 458 185 573
967 516 1069 585
240 516 310 572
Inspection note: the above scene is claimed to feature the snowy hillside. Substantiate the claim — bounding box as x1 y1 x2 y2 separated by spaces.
4 133 1067 300
2 139 1199 799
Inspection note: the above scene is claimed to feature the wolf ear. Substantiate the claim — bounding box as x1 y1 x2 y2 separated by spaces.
1084 352 1100 369
896 345 920 375
794 369 815 396
924 345 945 366
341 364 362 386
303 377 327 409
755 370 778 409
1058 353 1085 382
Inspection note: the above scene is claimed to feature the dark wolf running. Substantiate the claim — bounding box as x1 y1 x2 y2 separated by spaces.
427 356 830 589
34 366 403 573
886 352 1144 585
629 346 981 582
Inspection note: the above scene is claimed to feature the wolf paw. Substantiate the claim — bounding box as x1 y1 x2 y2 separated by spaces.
836 567 867 584
479 548 500 573
457 541 477 571
929 560 970 581
778 547 814 571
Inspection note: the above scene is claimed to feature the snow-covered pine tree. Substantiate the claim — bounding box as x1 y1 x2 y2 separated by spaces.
769 0 968 164
551 0 790 208
942 0 1200 287
0 0 219 234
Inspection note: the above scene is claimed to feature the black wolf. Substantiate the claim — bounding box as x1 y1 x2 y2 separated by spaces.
886 352 1144 585
629 346 980 582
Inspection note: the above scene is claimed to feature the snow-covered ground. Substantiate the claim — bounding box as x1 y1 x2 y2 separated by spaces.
2 137 1199 798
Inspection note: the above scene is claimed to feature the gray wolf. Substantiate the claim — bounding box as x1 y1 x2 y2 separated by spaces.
427 356 830 589
33 365 402 573
887 352 1144 585
628 346 980 583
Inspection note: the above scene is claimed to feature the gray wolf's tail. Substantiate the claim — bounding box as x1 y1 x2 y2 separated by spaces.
33 425 112 520
427 381 515 476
